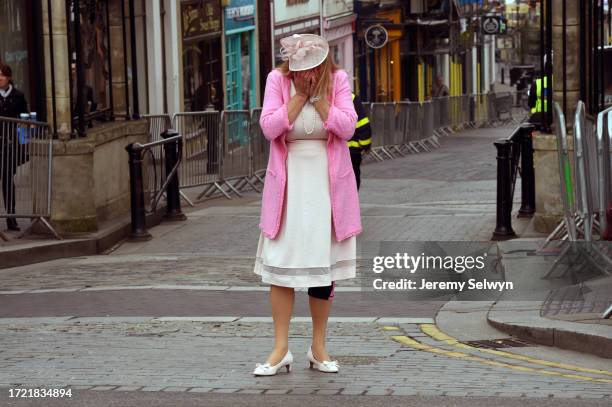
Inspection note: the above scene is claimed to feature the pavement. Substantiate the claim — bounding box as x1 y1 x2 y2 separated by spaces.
485 239 612 358
1 124 611 405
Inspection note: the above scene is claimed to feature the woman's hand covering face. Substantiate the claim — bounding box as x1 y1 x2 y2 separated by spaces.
293 71 311 96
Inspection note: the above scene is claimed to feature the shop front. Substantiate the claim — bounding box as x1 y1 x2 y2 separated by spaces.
355 5 403 102
180 0 224 112
223 0 257 111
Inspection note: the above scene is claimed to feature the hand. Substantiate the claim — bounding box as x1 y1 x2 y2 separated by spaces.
293 72 310 97
300 70 316 97
308 76 318 98
362 145 372 155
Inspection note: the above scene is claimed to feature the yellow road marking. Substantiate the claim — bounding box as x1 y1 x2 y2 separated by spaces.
382 326 400 331
419 324 612 378
391 335 612 384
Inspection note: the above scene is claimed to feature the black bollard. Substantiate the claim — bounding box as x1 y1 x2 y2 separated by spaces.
492 139 516 240
518 124 536 217
126 143 152 241
162 130 186 221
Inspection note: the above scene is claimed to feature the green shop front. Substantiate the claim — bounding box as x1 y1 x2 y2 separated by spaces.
223 0 258 111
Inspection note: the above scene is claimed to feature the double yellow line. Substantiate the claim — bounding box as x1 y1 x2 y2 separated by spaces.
389 324 612 384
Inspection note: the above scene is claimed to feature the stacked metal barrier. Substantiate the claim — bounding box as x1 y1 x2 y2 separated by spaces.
0 116 58 240
596 106 612 240
542 102 611 277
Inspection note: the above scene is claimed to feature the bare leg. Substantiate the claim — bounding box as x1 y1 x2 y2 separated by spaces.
266 284 295 365
309 295 332 361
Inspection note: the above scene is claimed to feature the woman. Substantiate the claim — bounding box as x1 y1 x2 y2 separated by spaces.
0 62 29 231
253 34 361 376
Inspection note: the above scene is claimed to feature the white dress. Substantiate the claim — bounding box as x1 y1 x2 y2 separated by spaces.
253 81 357 288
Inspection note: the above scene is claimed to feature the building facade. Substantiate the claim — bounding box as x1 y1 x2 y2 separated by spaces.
322 0 356 87
272 0 321 65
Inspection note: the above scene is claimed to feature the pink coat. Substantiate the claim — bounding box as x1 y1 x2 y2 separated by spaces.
258 68 362 242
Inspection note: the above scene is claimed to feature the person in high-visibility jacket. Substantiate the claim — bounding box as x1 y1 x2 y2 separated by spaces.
348 93 372 190
528 75 551 127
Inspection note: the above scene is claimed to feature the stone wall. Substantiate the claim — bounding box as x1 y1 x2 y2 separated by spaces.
533 133 575 233
533 0 580 233
50 120 148 234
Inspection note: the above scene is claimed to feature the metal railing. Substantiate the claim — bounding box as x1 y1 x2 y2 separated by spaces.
126 129 186 240
0 116 59 241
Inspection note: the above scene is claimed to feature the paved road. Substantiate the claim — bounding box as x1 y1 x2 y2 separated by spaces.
0 290 445 318
2 126 610 405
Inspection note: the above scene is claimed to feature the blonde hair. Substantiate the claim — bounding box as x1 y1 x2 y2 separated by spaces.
278 55 338 98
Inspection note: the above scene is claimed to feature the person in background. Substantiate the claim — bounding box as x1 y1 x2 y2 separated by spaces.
348 93 372 190
432 75 449 98
0 63 29 231
528 71 551 131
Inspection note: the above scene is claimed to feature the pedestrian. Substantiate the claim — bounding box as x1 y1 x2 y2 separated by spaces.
432 75 449 98
253 33 360 376
0 62 29 231
348 92 372 190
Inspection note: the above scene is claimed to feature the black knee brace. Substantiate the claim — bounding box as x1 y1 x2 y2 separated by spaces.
307 282 335 300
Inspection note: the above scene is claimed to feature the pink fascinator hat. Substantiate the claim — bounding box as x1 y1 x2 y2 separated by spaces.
279 34 329 71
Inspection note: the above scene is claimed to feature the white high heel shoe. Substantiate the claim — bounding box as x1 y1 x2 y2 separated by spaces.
307 346 339 373
253 350 293 376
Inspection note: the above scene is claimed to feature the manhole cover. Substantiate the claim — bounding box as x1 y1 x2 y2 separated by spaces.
462 338 534 349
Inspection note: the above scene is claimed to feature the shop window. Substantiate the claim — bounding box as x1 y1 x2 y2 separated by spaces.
68 0 113 127
241 31 251 110
183 39 223 112
330 43 344 66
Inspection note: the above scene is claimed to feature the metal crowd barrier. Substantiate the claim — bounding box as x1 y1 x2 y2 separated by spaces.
596 106 612 240
140 92 526 203
472 94 490 127
542 102 611 278
250 108 268 186
0 116 58 241
218 110 261 197
172 111 222 202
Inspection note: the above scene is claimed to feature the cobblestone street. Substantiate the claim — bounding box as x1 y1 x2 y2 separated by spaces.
1 127 611 406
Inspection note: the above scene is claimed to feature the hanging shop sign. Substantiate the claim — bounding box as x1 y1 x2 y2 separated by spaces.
365 25 388 49
224 0 255 32
481 16 506 35
181 0 222 40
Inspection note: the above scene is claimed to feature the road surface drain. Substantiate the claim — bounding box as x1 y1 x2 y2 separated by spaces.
462 338 534 349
